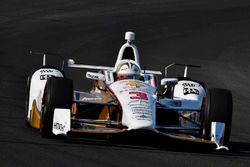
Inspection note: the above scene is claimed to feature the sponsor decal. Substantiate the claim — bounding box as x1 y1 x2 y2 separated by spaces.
129 92 148 100
127 100 152 121
53 122 66 132
128 100 149 107
121 87 147 93
86 72 105 81
119 89 128 93
40 74 54 80
87 73 99 80
118 81 147 93
40 69 54 74
183 88 199 95
182 83 196 87
126 81 145 88
182 82 200 95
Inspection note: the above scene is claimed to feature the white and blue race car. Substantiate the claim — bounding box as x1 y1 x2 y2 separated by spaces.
25 32 232 150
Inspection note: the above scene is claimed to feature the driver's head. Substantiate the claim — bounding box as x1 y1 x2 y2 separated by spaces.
116 60 141 79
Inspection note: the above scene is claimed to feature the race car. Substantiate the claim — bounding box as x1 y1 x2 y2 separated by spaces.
25 32 233 150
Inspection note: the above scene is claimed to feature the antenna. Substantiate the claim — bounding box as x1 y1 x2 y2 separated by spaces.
164 63 175 77
43 53 46 66
184 66 188 77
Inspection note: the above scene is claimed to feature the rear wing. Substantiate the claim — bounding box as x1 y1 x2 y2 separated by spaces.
29 51 65 70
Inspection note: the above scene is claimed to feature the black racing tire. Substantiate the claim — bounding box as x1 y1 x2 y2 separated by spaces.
204 88 233 145
40 77 73 138
25 66 65 128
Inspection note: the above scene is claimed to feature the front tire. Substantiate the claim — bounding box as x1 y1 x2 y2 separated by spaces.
204 88 233 145
40 77 73 138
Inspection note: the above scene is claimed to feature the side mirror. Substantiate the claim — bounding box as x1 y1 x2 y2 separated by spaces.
86 72 105 81
161 78 178 86
68 59 75 66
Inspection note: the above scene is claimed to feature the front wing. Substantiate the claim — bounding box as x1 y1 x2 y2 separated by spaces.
52 108 228 150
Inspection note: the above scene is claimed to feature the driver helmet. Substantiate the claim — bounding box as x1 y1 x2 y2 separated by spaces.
116 60 141 79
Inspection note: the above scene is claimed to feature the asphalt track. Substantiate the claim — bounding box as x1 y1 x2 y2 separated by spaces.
1 0 250 166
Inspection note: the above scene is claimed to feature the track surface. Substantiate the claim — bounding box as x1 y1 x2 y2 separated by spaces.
1 0 250 166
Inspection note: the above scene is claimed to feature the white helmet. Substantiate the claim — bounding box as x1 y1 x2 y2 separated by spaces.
116 60 141 79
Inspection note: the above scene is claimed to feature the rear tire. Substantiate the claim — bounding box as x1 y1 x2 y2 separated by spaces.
204 88 233 145
40 77 73 138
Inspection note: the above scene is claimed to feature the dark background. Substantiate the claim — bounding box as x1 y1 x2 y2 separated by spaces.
0 0 250 166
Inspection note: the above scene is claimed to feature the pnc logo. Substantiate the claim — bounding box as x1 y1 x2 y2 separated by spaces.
53 122 66 132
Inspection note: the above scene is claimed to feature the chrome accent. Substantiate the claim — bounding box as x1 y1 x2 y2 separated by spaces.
211 122 229 150
72 119 120 126
156 125 200 131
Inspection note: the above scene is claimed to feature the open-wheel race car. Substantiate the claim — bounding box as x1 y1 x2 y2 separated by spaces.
25 32 233 150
